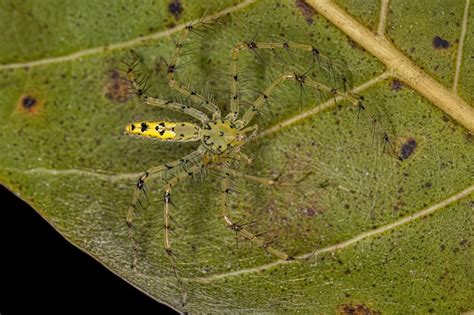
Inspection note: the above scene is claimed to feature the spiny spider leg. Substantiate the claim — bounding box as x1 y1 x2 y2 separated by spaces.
231 41 388 142
161 163 204 304
238 72 362 127
127 67 210 124
167 24 221 119
162 163 204 257
230 41 336 122
221 175 291 261
126 146 206 268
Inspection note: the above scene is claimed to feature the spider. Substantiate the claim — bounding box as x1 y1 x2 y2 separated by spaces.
123 21 381 284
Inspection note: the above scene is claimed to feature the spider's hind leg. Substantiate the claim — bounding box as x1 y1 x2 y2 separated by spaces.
220 174 292 261
126 148 205 269
159 162 205 308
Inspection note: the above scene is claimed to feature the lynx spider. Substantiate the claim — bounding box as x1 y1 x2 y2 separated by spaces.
123 20 383 294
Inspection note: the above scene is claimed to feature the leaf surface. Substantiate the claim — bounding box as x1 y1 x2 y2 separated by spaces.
0 0 473 313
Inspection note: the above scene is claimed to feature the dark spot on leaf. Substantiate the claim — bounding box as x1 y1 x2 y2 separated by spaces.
141 122 148 132
399 138 417 160
432 36 450 49
304 208 315 216
22 96 37 109
390 79 403 91
347 38 363 50
465 132 473 143
295 0 316 24
460 239 470 249
300 207 323 217
440 117 453 127
338 303 381 315
168 0 183 20
392 200 405 212
104 69 133 103
17 94 44 115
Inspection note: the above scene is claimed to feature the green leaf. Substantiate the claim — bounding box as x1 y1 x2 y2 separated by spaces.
1 0 473 313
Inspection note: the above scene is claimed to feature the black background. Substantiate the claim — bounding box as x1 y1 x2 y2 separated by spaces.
0 185 178 314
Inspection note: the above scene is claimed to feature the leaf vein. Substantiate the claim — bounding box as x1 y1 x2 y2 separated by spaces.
0 0 256 71
4 167 140 182
453 0 471 92
193 184 474 283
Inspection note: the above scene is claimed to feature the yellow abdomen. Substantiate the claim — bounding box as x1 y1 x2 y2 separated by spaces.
124 121 200 141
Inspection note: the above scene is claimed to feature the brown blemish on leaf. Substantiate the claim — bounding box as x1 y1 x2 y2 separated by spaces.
338 303 381 315
168 0 183 20
22 96 37 109
465 132 473 143
104 69 133 103
432 36 451 49
395 136 418 160
347 38 363 50
295 0 316 24
301 207 316 217
16 94 44 115
392 199 405 212
390 79 403 91
300 204 325 217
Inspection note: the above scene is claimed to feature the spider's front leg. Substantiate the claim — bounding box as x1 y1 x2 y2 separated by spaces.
230 41 386 132
229 40 335 122
166 24 221 119
160 162 205 307
161 163 202 263
220 175 291 261
239 72 361 127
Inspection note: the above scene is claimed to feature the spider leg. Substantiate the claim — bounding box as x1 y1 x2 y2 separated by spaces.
166 25 221 119
231 41 389 144
161 162 204 306
126 146 205 268
237 72 362 127
126 67 210 124
230 41 336 122
221 175 291 260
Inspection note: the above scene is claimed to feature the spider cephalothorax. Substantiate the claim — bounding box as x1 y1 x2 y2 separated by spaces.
201 119 246 154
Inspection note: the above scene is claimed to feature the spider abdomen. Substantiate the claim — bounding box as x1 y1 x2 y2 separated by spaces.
124 121 200 141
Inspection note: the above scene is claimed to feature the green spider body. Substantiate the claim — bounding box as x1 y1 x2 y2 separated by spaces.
122 22 377 307
124 118 247 155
